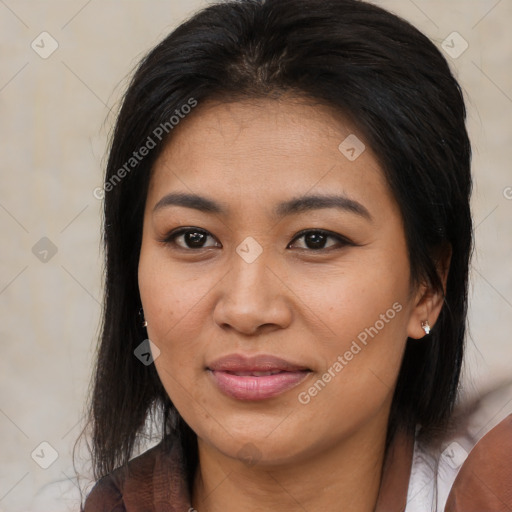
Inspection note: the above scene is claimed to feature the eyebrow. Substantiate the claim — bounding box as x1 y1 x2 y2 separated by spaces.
153 192 372 221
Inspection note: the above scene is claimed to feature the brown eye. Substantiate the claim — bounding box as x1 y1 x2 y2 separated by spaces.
288 229 351 251
162 228 220 249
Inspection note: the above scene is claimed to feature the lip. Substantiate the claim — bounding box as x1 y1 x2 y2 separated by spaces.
207 354 311 401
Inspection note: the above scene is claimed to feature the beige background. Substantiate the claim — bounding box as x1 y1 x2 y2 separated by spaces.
0 1 511 510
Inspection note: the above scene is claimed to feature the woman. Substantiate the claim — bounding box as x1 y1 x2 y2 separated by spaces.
80 0 512 510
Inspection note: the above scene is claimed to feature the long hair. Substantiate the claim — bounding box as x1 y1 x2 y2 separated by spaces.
80 0 473 491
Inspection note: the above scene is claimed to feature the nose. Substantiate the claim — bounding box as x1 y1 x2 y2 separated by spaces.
212 246 293 336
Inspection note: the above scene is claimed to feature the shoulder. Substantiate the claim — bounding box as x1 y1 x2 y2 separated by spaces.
82 473 124 512
445 411 512 510
82 440 176 512
407 380 512 511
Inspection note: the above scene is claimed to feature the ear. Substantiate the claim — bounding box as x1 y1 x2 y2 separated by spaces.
406 243 452 340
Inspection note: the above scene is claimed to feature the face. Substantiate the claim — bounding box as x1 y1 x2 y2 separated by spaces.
138 97 436 467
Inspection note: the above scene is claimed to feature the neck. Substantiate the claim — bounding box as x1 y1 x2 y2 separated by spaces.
191 415 390 512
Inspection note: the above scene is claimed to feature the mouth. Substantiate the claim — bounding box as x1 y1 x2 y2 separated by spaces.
206 354 312 401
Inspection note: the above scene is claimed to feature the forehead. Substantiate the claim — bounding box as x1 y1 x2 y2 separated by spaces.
147 98 394 218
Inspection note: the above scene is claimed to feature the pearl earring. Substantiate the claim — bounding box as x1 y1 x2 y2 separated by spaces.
139 308 148 328
421 320 430 335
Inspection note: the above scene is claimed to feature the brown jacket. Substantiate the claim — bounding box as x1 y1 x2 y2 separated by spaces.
83 412 512 511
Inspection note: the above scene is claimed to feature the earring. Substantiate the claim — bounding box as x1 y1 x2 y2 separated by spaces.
421 320 430 335
139 307 148 328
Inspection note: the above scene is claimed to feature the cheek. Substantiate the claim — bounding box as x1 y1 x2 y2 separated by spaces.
138 247 224 407
299 252 410 341
293 280 409 445
138 243 214 333
303 258 411 396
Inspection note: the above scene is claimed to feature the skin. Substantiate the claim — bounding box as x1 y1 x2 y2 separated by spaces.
138 97 448 512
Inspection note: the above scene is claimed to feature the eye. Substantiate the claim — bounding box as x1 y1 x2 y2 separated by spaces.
160 227 220 249
159 227 352 252
288 229 351 251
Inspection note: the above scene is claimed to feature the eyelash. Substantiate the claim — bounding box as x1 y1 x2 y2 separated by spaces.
158 227 354 253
